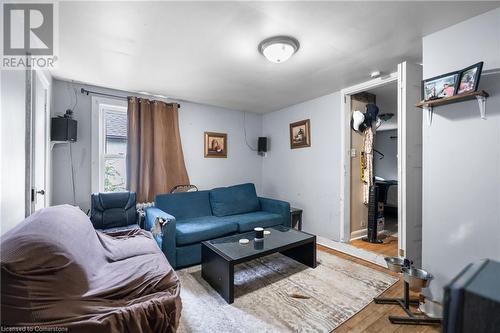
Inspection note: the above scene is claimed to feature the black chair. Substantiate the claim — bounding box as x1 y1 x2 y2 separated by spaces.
90 192 139 232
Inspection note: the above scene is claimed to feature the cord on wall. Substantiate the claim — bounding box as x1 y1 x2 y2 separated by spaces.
69 142 76 206
243 111 258 152
62 82 78 206
65 81 79 116
71 83 78 112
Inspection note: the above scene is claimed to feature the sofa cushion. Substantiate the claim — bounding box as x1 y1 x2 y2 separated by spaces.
156 190 212 220
209 183 260 217
175 216 238 246
221 211 283 232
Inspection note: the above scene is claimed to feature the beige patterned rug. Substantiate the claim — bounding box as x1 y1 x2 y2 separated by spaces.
177 251 397 333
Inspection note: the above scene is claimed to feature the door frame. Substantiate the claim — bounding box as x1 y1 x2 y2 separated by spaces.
339 62 422 265
339 71 399 245
25 68 33 217
27 70 51 214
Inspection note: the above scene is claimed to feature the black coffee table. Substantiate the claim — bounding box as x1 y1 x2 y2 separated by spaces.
201 225 316 303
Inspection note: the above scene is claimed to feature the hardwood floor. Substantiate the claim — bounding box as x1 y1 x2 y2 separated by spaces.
317 245 441 333
350 235 399 257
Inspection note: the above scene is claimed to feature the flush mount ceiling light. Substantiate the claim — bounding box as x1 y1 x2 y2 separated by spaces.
258 36 300 63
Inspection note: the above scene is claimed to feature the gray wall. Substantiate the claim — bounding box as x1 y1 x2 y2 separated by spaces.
180 99 263 192
51 80 263 212
369 82 398 131
262 92 341 240
374 130 398 180
1 71 27 234
422 8 500 301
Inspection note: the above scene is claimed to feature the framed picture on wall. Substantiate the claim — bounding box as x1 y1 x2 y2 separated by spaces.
456 62 483 95
204 132 227 158
289 119 311 149
421 71 459 101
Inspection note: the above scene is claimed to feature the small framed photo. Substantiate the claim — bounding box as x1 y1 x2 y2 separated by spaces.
422 71 459 101
204 132 227 158
457 62 483 95
289 119 311 149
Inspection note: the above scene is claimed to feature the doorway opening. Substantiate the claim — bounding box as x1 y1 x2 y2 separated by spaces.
329 61 422 268
349 81 399 257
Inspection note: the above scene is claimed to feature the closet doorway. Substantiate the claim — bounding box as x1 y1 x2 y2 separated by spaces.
349 82 399 257
338 61 423 267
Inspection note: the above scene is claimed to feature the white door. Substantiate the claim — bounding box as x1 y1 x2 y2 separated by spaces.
31 72 50 212
397 61 423 267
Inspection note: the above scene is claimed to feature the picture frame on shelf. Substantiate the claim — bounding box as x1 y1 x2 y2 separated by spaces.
421 71 459 102
457 62 483 95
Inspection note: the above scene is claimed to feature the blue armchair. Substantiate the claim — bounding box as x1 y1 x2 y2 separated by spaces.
145 183 290 269
90 191 139 233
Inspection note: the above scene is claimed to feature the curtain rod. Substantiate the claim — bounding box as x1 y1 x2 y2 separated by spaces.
80 88 181 108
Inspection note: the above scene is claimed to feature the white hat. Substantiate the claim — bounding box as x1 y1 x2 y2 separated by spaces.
352 110 365 132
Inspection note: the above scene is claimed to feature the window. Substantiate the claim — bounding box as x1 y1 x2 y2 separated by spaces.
103 109 127 191
91 97 128 193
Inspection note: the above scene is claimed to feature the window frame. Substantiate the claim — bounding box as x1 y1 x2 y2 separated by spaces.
91 96 128 193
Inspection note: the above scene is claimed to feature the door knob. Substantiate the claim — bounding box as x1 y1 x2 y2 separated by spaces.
36 190 45 195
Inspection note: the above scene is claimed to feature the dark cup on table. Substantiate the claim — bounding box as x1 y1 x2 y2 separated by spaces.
254 227 264 241
254 240 264 250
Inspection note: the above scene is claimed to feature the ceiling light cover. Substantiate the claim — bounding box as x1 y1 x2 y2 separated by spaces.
258 36 300 63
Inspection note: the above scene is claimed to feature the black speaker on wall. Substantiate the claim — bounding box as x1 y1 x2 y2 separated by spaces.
51 117 77 142
258 137 268 153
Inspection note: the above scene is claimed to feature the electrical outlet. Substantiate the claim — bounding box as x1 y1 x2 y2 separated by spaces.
351 148 357 157
361 219 366 227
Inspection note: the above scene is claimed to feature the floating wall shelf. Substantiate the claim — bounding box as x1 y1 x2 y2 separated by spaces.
50 141 70 150
416 90 489 125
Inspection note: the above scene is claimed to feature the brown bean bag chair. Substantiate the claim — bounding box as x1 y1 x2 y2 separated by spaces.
1 205 182 333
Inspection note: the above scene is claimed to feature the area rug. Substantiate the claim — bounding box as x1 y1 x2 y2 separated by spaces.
177 251 397 333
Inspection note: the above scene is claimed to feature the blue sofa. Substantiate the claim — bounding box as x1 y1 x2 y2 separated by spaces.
145 183 290 269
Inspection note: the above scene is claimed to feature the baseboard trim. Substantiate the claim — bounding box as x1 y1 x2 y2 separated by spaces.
350 228 367 240
317 236 387 268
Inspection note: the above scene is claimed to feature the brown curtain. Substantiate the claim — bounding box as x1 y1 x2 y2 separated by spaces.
127 97 189 202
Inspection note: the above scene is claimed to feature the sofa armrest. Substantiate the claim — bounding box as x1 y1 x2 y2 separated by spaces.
258 197 291 227
145 207 177 268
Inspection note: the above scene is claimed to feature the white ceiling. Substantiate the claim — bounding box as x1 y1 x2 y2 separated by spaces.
51 1 499 113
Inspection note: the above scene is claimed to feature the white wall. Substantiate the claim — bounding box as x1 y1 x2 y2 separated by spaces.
369 82 398 180
370 82 398 131
1 71 26 234
423 8 500 78
262 92 341 240
422 8 500 301
180 102 263 192
374 129 398 181
51 80 263 212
